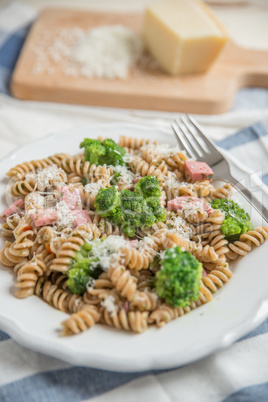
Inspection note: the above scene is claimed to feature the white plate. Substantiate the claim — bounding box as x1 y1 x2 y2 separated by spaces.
0 123 268 372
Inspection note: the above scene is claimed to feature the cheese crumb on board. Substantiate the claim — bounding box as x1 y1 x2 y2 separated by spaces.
143 0 228 75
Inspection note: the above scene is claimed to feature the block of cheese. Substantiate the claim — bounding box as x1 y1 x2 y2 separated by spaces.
142 0 228 75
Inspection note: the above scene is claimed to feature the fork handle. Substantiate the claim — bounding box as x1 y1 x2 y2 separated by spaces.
231 180 268 223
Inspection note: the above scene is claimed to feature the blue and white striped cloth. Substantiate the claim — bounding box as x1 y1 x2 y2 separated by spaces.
0 2 268 402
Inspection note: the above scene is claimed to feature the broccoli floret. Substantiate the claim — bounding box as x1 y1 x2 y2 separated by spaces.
123 210 141 228
110 171 121 185
109 206 124 225
102 139 126 156
140 207 156 229
135 176 162 199
95 176 166 237
210 198 253 240
120 189 146 214
66 257 101 295
99 139 126 166
99 148 125 166
154 207 166 222
121 190 155 230
80 138 126 167
66 243 102 294
149 255 161 274
80 138 106 165
67 262 91 295
146 196 161 210
221 217 243 239
79 241 92 257
155 247 202 308
94 186 120 217
120 190 147 235
121 223 136 238
146 196 166 222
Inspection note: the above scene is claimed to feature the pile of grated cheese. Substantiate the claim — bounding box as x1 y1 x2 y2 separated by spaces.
26 165 66 191
90 235 129 271
101 295 118 316
32 25 144 80
166 214 193 240
111 165 137 188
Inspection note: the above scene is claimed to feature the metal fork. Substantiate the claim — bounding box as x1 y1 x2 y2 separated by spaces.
172 115 268 222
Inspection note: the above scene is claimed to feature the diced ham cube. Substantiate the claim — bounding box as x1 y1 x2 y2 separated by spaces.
185 160 214 181
0 199 24 221
202 269 207 278
30 209 59 227
58 186 82 210
71 210 92 228
167 195 212 215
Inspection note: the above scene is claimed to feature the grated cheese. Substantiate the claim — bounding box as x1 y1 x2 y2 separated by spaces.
140 143 185 159
26 165 66 191
163 171 182 188
167 214 192 239
178 182 194 191
110 165 137 188
137 236 156 253
179 200 207 220
90 235 129 271
56 200 75 228
84 179 107 195
86 277 95 291
72 25 144 79
101 295 118 316
32 25 144 80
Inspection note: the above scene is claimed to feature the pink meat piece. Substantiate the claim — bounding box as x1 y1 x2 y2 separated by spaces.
58 186 82 210
202 269 207 278
185 160 214 181
30 209 59 227
0 199 24 221
167 196 212 214
71 210 92 228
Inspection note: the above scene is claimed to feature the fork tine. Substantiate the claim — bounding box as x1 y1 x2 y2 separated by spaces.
171 122 196 159
186 114 221 153
181 116 208 155
179 116 204 157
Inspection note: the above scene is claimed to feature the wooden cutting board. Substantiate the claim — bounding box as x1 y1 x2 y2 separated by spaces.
11 8 268 115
